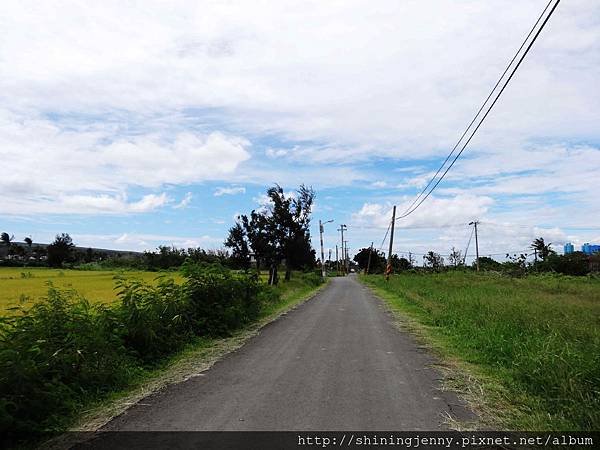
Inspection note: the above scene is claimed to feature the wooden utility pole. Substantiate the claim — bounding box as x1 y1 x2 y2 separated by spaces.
319 219 334 278
386 206 396 280
319 220 325 278
346 242 350 273
470 220 480 272
335 245 339 275
338 225 347 274
366 241 374 274
344 240 349 273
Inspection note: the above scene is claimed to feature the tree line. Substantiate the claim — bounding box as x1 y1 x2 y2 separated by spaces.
353 237 600 276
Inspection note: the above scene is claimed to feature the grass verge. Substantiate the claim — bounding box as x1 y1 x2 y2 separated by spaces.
359 272 600 431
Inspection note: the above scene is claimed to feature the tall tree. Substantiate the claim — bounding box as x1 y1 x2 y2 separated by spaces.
47 233 75 268
241 210 276 277
266 184 315 281
224 222 251 269
24 237 33 252
1 232 13 246
530 237 555 261
424 251 444 270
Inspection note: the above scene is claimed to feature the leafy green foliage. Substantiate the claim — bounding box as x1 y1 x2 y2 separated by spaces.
230 184 316 285
47 233 75 268
0 263 323 436
184 263 261 336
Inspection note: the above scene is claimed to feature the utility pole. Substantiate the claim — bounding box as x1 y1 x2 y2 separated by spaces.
469 220 480 272
386 206 396 280
366 241 374 274
344 240 349 273
318 219 333 278
338 224 347 275
319 220 325 278
328 248 332 273
335 245 339 275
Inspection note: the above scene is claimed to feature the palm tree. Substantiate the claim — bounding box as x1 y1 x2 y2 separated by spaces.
530 237 554 261
24 237 33 254
1 232 14 257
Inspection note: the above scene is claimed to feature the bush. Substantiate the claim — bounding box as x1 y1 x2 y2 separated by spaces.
0 263 284 437
0 286 137 433
299 271 324 287
539 252 590 276
184 263 261 336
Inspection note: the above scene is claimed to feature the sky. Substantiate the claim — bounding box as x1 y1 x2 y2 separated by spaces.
1 0 599 264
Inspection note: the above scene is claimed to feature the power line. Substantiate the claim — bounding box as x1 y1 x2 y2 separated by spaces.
396 0 561 220
463 225 475 263
378 220 392 253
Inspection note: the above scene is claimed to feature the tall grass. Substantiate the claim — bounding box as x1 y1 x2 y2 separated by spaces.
0 264 323 438
361 272 600 430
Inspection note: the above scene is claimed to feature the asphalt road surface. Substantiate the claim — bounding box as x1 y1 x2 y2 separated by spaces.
103 275 474 431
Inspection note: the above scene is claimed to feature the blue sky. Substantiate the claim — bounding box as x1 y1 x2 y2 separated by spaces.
1 0 599 263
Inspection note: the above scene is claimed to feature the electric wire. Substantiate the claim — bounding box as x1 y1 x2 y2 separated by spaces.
463 225 475 264
397 0 561 220
400 0 554 217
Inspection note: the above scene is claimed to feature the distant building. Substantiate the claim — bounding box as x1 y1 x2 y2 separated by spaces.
582 243 600 255
564 243 574 254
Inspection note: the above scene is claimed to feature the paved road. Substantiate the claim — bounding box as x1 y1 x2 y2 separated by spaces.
103 275 473 431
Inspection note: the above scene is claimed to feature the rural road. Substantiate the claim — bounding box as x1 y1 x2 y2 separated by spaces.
102 275 474 431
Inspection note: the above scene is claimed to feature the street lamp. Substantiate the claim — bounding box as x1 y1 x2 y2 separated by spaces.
319 219 334 278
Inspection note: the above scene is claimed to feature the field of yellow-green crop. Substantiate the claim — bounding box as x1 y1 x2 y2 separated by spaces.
0 267 183 313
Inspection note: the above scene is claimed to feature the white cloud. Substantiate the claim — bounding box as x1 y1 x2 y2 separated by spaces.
0 192 171 215
0 112 250 214
76 232 223 252
1 1 597 160
371 181 387 188
351 194 494 230
214 186 246 196
173 192 193 209
0 0 598 237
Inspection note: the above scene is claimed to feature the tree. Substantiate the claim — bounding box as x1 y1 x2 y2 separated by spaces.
530 237 555 261
24 237 33 253
503 252 528 277
448 247 463 267
1 232 13 250
224 222 251 269
391 254 411 271
353 247 386 273
47 233 75 267
423 251 444 270
233 184 316 285
84 247 94 263
477 256 502 271
241 210 275 277
266 184 316 281
546 252 589 276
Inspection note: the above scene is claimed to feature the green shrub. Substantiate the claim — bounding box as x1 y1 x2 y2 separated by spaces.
299 271 324 287
0 286 137 433
115 276 192 363
184 263 261 336
0 263 287 437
